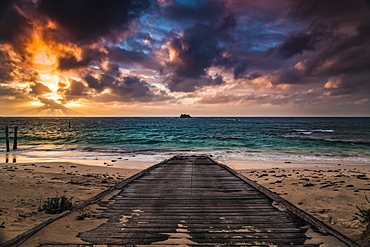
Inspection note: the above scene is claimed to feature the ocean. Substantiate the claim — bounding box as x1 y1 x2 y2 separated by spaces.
0 117 369 163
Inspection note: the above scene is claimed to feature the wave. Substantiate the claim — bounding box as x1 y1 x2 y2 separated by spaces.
210 151 370 162
314 129 335 133
143 140 165 144
2 146 369 164
294 129 335 134
282 134 370 146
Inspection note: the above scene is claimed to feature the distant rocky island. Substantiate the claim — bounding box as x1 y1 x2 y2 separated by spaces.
180 114 192 118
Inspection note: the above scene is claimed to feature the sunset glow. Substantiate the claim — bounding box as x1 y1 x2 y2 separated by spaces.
0 0 369 116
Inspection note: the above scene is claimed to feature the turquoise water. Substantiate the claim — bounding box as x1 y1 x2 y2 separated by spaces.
0 117 369 162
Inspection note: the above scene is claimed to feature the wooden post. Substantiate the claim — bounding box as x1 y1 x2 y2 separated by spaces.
13 126 18 150
5 126 10 152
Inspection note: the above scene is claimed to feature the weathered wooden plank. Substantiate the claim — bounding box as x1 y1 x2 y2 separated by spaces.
98 208 282 213
79 231 309 239
78 155 353 246
12 154 348 247
85 226 308 234
88 222 306 228
97 210 282 216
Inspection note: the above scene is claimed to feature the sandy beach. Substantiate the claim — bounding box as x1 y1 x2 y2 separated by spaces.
0 159 150 243
1 159 369 246
231 160 370 243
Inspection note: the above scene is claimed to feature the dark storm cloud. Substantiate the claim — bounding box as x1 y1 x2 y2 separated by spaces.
84 74 105 93
169 24 222 78
38 97 68 110
285 0 370 76
0 0 34 57
0 50 15 83
56 79 89 104
109 75 171 102
30 82 51 95
58 48 105 71
291 0 370 23
161 0 227 24
167 75 224 93
58 80 89 100
108 47 158 70
0 85 25 97
65 80 88 97
261 0 370 105
271 68 303 85
38 0 151 44
197 91 314 106
83 63 122 92
83 63 169 102
233 61 249 79
245 72 263 80
293 26 370 78
325 74 370 97
165 16 236 92
157 0 241 92
276 23 331 59
111 76 154 101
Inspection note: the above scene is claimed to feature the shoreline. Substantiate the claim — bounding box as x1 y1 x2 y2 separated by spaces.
1 158 369 245
1 151 369 167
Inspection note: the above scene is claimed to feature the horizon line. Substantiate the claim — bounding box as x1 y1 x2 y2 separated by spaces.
1 115 369 118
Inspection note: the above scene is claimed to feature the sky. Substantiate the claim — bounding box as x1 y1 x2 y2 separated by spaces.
0 0 369 116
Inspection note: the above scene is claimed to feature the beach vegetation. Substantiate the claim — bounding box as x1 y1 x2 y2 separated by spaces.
76 206 94 220
356 196 370 224
39 195 73 214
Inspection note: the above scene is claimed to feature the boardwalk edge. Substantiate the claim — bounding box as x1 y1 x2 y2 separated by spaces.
0 158 171 247
213 159 361 247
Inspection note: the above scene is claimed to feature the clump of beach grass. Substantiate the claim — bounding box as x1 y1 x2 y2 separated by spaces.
39 195 73 214
76 206 94 220
356 196 370 224
356 196 370 244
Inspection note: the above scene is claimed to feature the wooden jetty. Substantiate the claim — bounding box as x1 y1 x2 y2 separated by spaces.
4 155 360 246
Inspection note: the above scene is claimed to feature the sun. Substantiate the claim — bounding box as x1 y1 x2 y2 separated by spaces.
23 29 78 108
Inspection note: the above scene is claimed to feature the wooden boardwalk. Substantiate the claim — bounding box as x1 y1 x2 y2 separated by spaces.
70 155 353 246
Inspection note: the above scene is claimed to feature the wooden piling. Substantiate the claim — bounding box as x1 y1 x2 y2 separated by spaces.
5 126 10 152
13 126 18 150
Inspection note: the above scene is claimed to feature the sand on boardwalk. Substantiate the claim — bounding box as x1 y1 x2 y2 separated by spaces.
0 159 151 244
228 160 370 243
1 159 369 246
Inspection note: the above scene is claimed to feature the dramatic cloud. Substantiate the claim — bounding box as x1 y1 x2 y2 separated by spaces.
108 47 158 70
166 75 224 92
38 0 151 44
0 50 15 83
168 24 222 78
30 82 51 94
0 85 26 97
0 0 368 116
165 14 236 91
0 0 33 56
83 63 170 102
287 0 370 75
58 48 105 71
275 23 331 59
